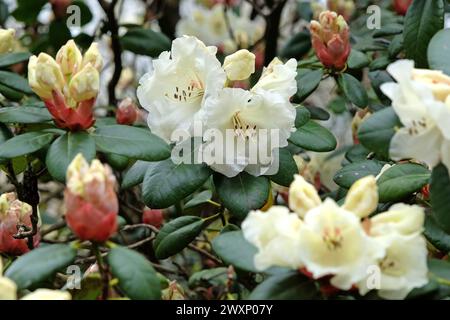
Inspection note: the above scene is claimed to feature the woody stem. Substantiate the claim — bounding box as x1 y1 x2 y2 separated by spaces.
93 243 109 300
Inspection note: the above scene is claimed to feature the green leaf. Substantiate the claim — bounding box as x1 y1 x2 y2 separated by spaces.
214 173 270 220
107 246 161 300
294 106 310 128
345 144 370 163
45 131 96 182
388 34 404 58
121 160 152 189
0 106 52 123
328 97 348 114
358 107 401 158
104 153 129 171
153 216 205 259
428 29 450 76
189 267 228 287
337 73 368 108
211 231 258 272
93 125 170 161
347 49 370 69
424 215 450 254
403 0 444 67
377 163 430 202
48 19 72 50
248 272 320 300
142 159 212 208
184 190 213 210
373 24 403 37
289 120 337 152
0 83 23 101
5 244 76 290
305 105 330 121
334 160 384 189
0 71 32 94
296 68 323 102
369 55 392 71
430 163 450 233
0 52 31 68
368 70 394 106
12 0 46 24
0 123 12 164
0 0 8 25
0 131 55 159
120 28 171 57
268 148 297 187
428 259 450 284
280 31 311 59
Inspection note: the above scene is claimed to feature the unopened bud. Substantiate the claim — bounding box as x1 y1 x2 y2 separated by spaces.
28 53 65 100
370 203 424 236
116 98 139 125
223 49 255 81
56 40 82 77
289 174 322 218
0 28 15 54
69 64 100 102
343 175 378 218
82 43 103 71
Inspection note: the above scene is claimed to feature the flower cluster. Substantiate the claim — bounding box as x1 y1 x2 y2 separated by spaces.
137 35 298 177
176 0 265 53
0 28 15 54
0 193 39 256
242 175 428 299
64 154 118 242
381 60 450 172
310 10 351 71
28 40 102 131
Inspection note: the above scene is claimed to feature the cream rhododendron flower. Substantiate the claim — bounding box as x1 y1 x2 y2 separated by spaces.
381 60 450 171
200 88 296 177
21 289 71 300
223 49 255 81
358 204 428 299
242 206 303 270
298 198 385 290
137 36 226 142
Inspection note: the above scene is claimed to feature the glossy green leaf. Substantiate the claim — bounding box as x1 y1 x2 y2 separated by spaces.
337 73 368 108
334 160 384 189
280 31 311 59
121 160 153 189
211 231 258 272
403 0 444 67
45 131 96 182
120 28 171 57
294 106 310 128
107 246 161 300
289 120 337 152
428 29 450 76
153 216 205 259
268 148 298 187
93 125 170 161
347 49 370 69
0 52 31 68
430 163 450 233
143 159 212 208
5 244 76 290
214 173 270 219
0 106 52 124
424 215 450 254
0 70 33 94
296 68 323 102
0 131 55 159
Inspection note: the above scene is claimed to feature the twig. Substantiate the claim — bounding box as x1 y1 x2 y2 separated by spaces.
40 220 67 237
93 243 109 300
98 0 122 106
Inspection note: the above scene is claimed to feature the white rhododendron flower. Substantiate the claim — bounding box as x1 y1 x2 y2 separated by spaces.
343 175 378 218
21 289 72 300
242 206 303 270
0 259 17 300
381 60 450 171
223 49 255 81
200 88 296 177
137 36 226 142
298 198 385 290
289 174 322 218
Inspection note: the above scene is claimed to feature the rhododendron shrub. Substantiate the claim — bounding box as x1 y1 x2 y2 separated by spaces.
0 0 448 302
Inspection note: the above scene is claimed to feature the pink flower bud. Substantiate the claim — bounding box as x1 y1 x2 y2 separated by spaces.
65 154 118 242
142 209 164 229
393 0 412 16
116 98 139 125
310 11 351 71
0 193 39 255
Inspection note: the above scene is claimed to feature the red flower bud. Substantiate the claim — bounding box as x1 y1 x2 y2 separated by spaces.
142 209 164 229
64 154 118 242
0 193 39 255
393 0 412 16
310 11 351 71
116 98 139 125
50 0 72 19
